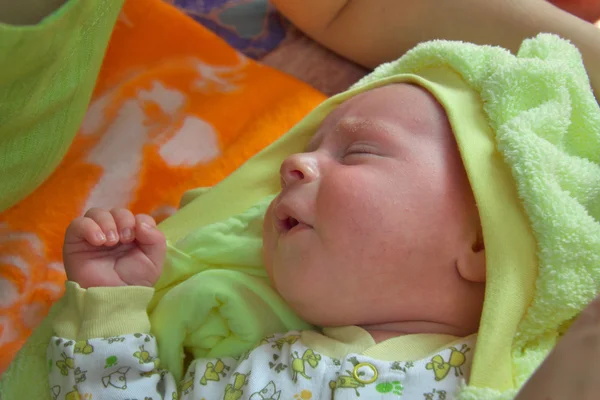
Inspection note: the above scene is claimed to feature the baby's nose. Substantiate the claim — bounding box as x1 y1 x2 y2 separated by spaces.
280 153 319 188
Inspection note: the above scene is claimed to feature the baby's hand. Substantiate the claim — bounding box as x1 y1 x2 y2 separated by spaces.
63 208 166 288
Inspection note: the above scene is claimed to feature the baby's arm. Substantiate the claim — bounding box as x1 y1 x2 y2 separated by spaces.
273 0 600 98
49 208 178 398
47 284 181 399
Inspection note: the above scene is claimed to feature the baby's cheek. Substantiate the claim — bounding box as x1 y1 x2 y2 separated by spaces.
319 176 388 241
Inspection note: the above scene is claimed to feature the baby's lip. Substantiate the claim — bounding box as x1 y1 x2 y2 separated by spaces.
274 202 312 234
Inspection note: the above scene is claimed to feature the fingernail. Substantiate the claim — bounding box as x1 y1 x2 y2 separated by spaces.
107 231 117 242
141 222 153 230
96 232 106 242
121 228 133 240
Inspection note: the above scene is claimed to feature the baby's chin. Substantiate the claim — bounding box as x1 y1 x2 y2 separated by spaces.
288 303 366 328
264 262 368 327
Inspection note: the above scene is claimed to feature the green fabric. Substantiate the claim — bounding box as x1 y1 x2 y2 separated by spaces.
0 0 124 212
150 196 312 381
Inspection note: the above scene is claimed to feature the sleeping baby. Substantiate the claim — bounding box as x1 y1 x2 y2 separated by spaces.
47 34 600 400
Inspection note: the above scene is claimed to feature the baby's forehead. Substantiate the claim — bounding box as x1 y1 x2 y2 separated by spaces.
310 83 448 145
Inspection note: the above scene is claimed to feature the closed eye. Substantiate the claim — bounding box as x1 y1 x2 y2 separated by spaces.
343 144 379 159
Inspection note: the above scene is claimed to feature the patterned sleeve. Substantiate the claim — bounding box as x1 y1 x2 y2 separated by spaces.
47 333 181 400
47 281 183 399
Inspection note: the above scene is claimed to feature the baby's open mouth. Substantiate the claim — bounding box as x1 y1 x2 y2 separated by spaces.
274 201 312 234
283 216 299 231
276 214 311 234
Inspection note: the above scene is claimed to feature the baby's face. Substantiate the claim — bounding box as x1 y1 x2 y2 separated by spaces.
263 84 485 333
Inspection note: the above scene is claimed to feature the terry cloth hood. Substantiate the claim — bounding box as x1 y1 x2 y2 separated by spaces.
154 33 600 397
343 33 600 398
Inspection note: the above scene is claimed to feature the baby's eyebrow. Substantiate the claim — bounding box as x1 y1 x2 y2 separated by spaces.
337 117 400 141
337 116 370 133
306 117 399 152
338 116 400 135
309 117 367 149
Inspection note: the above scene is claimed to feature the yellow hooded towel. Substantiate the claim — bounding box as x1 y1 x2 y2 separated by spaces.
158 33 600 398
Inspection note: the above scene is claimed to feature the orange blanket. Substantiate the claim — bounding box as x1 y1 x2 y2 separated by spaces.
0 0 325 374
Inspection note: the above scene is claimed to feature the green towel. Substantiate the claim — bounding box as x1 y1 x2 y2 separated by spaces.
0 0 124 212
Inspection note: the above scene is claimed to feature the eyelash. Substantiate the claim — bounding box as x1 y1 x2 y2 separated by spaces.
344 145 377 157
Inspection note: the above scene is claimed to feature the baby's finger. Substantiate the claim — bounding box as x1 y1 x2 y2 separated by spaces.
110 208 136 244
134 214 161 244
84 208 119 246
134 214 166 265
64 217 107 246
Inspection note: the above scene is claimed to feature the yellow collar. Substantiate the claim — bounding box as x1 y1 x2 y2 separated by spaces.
301 326 475 361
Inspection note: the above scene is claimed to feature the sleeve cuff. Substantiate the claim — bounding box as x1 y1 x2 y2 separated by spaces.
53 281 155 339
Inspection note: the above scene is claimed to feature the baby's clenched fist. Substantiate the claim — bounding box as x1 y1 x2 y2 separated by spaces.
63 208 166 288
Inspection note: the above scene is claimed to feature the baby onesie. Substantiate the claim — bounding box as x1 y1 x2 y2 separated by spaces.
47 331 475 400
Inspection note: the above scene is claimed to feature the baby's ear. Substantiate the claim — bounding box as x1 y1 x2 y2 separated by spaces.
456 235 486 283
